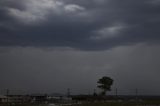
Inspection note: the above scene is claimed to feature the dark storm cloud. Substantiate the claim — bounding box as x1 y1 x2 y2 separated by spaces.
1 0 160 95
0 0 160 50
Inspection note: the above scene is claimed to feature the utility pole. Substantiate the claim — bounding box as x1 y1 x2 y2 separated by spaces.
135 88 138 102
115 88 118 96
6 89 9 105
115 88 118 101
67 88 70 97
93 89 97 96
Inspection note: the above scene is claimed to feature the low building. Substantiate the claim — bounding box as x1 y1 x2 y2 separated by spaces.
30 94 48 103
8 95 31 103
47 95 72 104
0 95 7 103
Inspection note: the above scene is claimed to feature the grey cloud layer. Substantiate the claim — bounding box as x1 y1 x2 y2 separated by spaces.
1 44 160 94
0 0 160 50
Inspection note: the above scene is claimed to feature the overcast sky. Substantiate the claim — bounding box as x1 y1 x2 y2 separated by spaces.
0 0 160 95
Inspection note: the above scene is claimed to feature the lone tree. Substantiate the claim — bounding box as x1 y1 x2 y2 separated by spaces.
97 76 113 96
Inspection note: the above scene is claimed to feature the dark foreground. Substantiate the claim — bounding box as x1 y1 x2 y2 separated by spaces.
1 100 160 106
70 101 160 106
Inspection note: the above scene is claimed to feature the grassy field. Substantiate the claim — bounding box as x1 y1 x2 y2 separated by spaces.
0 104 48 106
66 100 160 106
1 100 160 106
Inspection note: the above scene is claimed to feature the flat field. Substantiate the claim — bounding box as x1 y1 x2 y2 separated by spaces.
66 100 160 106
1 100 160 106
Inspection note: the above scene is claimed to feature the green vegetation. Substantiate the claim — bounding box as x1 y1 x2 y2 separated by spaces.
66 100 160 106
1 100 160 106
0 104 48 106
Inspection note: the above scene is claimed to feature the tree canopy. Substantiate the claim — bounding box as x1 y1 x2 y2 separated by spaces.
97 76 113 96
